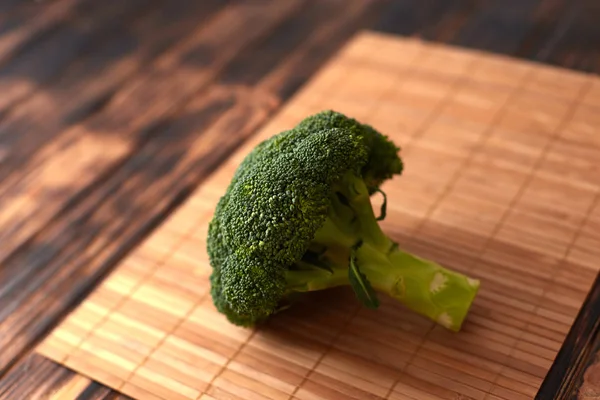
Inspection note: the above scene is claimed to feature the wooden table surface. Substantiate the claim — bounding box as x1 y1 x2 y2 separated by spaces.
0 0 598 398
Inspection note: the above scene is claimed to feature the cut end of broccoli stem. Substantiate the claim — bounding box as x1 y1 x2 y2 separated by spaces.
285 171 481 332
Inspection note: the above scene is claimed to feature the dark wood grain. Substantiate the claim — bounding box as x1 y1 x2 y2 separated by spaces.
0 0 90 62
374 0 473 37
450 0 544 54
0 0 153 112
533 0 600 72
536 272 600 399
0 354 78 400
0 354 132 399
0 0 226 196
0 0 598 398
0 0 228 264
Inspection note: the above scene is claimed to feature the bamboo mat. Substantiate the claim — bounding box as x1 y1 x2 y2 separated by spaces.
36 31 600 400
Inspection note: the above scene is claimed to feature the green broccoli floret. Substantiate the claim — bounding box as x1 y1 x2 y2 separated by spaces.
207 110 480 332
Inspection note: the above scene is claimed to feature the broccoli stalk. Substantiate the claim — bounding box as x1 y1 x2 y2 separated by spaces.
285 171 480 331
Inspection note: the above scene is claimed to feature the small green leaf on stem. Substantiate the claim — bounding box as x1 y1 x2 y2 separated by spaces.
348 241 380 309
375 189 387 221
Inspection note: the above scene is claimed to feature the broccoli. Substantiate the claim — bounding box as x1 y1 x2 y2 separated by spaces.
207 110 480 332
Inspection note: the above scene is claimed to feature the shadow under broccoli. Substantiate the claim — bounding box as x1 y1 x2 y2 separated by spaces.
207 110 480 332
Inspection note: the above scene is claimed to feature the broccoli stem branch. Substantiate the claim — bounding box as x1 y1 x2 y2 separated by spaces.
287 171 480 332
285 268 350 292
332 171 393 252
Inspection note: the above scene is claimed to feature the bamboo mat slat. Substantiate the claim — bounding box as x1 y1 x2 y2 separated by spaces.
36 31 600 400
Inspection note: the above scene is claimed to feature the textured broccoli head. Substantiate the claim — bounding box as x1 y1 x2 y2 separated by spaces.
296 110 403 193
207 114 379 325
